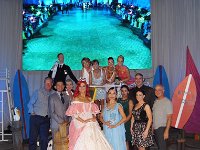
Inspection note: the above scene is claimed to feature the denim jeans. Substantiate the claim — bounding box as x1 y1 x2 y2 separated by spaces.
29 115 50 150
154 127 167 150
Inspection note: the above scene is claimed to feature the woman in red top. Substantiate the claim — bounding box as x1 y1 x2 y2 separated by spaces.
115 55 134 85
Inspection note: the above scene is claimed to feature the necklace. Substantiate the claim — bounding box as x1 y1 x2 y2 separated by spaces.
120 98 128 103
107 66 115 73
93 69 101 79
107 101 116 109
78 95 89 102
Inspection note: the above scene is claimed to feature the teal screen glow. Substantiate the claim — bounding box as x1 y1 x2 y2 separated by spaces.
22 5 152 70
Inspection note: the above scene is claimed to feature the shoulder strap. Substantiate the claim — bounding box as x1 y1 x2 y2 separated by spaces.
91 70 94 77
116 103 121 110
142 103 147 110
105 68 108 79
89 102 92 111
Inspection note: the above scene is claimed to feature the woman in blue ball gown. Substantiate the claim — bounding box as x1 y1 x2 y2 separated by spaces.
100 87 127 150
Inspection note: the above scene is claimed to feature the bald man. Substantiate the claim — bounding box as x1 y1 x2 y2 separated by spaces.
152 84 173 150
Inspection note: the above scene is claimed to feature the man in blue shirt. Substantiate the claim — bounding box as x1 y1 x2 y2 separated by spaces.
28 77 54 150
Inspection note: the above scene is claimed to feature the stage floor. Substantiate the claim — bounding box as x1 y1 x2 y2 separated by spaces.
1 128 200 150
22 8 152 70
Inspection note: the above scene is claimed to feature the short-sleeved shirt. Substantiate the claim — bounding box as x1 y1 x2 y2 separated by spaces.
152 97 173 129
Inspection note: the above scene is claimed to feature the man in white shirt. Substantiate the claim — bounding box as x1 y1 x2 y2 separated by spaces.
48 53 78 86
65 79 74 100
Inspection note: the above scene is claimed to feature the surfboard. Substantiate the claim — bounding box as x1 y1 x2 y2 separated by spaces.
184 47 200 133
13 70 30 139
153 65 170 99
171 74 197 129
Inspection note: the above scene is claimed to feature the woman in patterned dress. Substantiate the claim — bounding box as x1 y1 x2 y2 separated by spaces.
89 59 106 111
131 89 153 150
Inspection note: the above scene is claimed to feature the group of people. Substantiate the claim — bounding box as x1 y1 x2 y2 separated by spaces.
117 5 151 36
28 53 173 150
115 4 151 48
23 4 56 40
82 55 136 111
61 3 71 14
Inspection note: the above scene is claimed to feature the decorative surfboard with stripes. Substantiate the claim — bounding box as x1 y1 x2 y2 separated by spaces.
171 74 197 129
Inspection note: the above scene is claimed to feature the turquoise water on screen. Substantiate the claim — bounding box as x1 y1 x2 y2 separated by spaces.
22 8 152 70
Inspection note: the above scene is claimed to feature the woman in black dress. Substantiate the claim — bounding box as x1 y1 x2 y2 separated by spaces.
131 89 153 150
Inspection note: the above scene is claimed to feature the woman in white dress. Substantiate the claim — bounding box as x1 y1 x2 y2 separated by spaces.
66 79 112 150
103 57 116 92
80 57 91 84
89 59 106 111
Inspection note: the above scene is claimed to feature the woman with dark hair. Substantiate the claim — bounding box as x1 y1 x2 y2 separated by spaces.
104 57 116 84
118 85 134 150
100 87 126 150
131 90 153 150
66 80 112 150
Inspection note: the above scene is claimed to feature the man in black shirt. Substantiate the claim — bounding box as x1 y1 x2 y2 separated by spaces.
48 53 78 86
129 73 155 109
